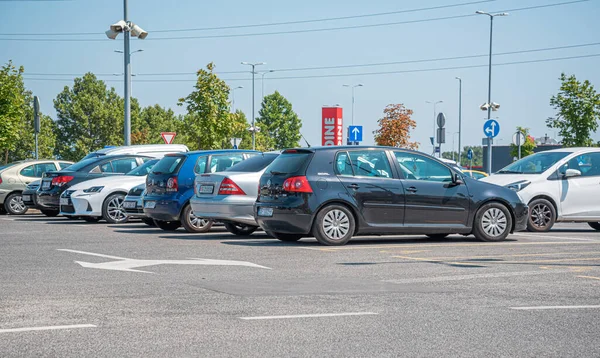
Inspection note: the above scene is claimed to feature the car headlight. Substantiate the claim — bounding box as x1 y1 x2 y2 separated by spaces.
506 181 530 192
83 186 104 193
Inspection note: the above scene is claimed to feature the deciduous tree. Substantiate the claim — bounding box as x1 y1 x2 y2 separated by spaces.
256 91 302 149
0 61 26 163
509 126 536 159
373 104 418 149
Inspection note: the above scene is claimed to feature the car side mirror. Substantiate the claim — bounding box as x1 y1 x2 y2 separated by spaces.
564 168 581 178
452 172 464 185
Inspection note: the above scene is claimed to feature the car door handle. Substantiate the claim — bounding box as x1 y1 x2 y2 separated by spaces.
406 187 418 193
347 184 360 190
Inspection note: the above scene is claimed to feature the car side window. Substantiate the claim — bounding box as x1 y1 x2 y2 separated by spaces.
98 162 113 173
209 154 245 173
111 158 139 173
394 152 452 182
19 165 35 177
34 163 57 177
335 151 354 176
577 153 600 177
344 150 391 178
58 162 72 170
194 156 208 174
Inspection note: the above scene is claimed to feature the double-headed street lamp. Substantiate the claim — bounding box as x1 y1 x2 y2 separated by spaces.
241 62 266 150
476 10 508 174
426 100 443 156
260 70 275 102
105 0 148 146
342 84 363 126
231 86 243 112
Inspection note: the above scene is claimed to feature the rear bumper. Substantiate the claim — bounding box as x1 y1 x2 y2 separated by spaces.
513 203 528 232
190 196 256 226
21 189 38 208
0 189 9 204
143 195 182 222
123 195 146 219
36 191 60 210
254 202 313 235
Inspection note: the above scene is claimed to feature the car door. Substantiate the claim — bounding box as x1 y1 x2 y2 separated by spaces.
393 151 470 228
335 150 405 227
18 162 56 184
558 152 600 218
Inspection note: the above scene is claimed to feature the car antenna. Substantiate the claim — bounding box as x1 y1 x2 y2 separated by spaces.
300 133 311 148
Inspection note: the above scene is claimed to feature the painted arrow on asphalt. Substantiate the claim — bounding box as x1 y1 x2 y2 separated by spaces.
57 249 271 273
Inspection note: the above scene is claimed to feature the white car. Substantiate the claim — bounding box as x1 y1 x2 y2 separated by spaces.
481 147 600 232
59 159 159 223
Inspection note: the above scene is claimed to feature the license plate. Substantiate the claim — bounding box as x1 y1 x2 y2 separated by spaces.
123 201 136 209
22 195 31 202
257 207 273 217
41 181 51 190
144 201 156 209
60 198 69 206
199 185 214 194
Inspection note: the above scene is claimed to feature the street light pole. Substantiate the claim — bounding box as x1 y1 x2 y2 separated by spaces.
260 70 274 102
123 0 131 146
241 62 266 150
426 100 443 156
343 84 364 126
231 86 243 112
455 77 462 165
452 132 460 161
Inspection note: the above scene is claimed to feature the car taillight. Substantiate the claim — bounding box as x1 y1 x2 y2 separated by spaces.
51 175 74 187
282 176 313 193
218 178 246 195
166 177 178 192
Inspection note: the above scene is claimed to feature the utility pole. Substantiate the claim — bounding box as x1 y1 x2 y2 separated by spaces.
123 0 131 146
455 77 462 165
241 62 266 150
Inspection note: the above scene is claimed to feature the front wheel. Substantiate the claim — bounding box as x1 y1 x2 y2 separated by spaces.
312 204 355 246
181 204 213 233
224 222 258 236
473 202 512 242
588 222 600 231
154 220 181 231
102 193 129 224
4 193 28 215
527 199 556 232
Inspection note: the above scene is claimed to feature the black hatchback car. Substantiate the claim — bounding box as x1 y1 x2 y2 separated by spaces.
36 154 152 216
255 146 528 246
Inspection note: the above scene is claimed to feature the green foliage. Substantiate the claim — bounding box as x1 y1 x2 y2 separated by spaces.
179 63 235 150
232 110 273 151
256 91 302 150
547 73 600 147
0 61 26 162
509 127 536 159
442 146 483 167
132 105 183 145
53 73 126 161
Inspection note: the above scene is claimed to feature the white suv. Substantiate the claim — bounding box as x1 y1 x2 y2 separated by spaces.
481 147 600 232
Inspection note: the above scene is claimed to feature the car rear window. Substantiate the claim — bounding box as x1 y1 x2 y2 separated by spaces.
266 151 313 175
225 153 278 172
151 155 184 175
62 158 99 172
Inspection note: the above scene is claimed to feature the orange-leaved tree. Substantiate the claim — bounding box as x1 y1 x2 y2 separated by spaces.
373 104 418 149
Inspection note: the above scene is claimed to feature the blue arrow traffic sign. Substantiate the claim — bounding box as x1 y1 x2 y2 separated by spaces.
348 126 363 142
467 148 473 160
483 119 500 138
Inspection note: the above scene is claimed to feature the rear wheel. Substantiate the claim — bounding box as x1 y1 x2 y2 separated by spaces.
154 220 181 231
4 193 27 215
588 222 600 231
312 204 355 246
102 193 129 224
224 222 258 236
82 216 101 223
527 199 556 232
142 218 156 227
41 209 59 217
181 204 213 233
426 234 449 240
473 202 512 242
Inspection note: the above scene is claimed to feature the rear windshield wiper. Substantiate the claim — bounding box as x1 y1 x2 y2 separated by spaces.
270 170 287 175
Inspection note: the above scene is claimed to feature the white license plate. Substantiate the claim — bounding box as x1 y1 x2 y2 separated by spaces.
60 198 69 206
257 207 273 217
22 195 31 202
144 201 156 209
199 185 214 194
41 181 51 190
123 201 136 209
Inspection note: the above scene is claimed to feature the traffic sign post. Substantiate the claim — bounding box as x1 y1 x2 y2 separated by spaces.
230 137 242 150
33 96 40 160
483 119 500 174
348 126 363 144
161 132 177 144
467 148 473 171
512 131 525 160
436 113 446 158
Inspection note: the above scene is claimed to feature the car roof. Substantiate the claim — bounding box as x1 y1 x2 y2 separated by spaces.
169 149 260 156
91 144 189 155
538 147 598 154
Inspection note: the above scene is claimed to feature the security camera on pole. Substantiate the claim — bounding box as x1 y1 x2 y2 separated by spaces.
105 0 148 146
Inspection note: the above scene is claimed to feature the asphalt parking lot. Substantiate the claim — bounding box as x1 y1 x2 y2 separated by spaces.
1 215 599 357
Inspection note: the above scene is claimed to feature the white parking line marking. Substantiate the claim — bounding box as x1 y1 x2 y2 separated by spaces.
0 324 97 334
239 312 379 320
510 305 600 310
384 270 572 284
300 241 600 251
513 233 598 241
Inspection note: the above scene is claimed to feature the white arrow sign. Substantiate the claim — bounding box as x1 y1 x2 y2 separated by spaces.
58 249 271 273
351 127 360 140
485 121 496 135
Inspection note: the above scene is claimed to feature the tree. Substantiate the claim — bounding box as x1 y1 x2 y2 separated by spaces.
132 105 183 145
0 61 26 163
256 91 302 149
178 63 237 150
53 73 126 161
509 126 536 159
547 73 600 147
373 104 418 149
232 110 273 151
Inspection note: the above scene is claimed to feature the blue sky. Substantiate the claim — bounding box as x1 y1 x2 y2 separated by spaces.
1 0 598 152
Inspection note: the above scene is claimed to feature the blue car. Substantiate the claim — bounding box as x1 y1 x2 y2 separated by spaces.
143 150 258 232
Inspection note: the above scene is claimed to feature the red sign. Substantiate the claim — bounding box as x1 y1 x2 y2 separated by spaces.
321 107 343 146
161 132 176 144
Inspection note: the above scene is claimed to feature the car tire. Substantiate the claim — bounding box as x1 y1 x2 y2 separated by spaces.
312 204 356 246
224 222 258 236
41 209 59 217
181 204 213 233
102 193 129 224
154 219 181 231
142 218 156 227
0 206 6 215
426 234 449 240
588 222 600 231
527 198 556 232
82 216 101 223
272 232 303 242
473 202 512 242
4 193 28 215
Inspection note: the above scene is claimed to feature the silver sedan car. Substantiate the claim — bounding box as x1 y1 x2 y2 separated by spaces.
190 152 279 235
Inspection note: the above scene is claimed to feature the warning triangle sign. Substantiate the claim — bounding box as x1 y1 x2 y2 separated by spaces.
161 132 176 144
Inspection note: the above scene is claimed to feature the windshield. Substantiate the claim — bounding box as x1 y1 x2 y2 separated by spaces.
127 159 159 176
62 158 100 172
497 151 570 174
225 153 278 172
151 155 184 175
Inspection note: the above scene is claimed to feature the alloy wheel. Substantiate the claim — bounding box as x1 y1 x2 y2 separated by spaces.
9 195 26 214
188 212 210 229
107 195 127 223
531 203 552 229
481 207 508 238
322 209 350 241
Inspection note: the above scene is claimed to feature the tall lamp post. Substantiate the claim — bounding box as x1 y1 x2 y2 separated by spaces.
260 70 275 102
241 62 266 150
476 10 508 174
231 86 243 112
105 0 148 146
343 84 363 126
452 132 460 161
455 77 462 165
426 100 443 156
